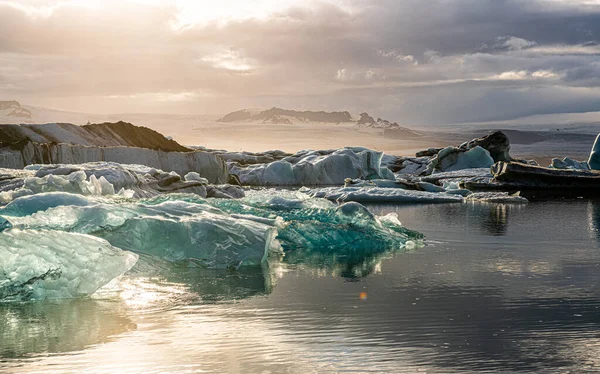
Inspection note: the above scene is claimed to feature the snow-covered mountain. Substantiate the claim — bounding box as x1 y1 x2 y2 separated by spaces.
217 107 354 124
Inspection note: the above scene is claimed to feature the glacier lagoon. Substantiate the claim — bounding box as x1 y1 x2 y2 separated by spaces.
2 199 600 372
2 127 600 372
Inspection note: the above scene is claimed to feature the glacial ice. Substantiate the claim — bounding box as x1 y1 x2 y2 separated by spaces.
0 162 245 205
429 146 495 173
210 190 424 252
305 187 465 204
0 141 230 184
0 230 138 301
1 192 91 216
589 134 600 171
7 196 282 269
229 147 394 186
465 192 529 204
551 157 589 170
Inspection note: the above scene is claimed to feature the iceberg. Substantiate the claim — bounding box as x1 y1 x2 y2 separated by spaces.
0 162 244 205
229 147 394 186
4 190 422 267
0 230 138 301
211 190 424 253
428 146 495 173
6 196 282 269
551 157 589 170
589 134 600 171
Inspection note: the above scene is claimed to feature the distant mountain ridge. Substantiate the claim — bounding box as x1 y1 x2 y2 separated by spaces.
218 107 354 124
217 107 422 137
0 100 32 120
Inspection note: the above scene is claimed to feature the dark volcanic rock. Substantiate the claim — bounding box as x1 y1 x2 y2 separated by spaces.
491 161 600 192
458 131 511 162
416 148 443 157
0 122 190 152
83 121 190 152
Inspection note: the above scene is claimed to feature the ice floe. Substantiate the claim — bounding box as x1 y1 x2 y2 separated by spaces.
229 147 394 186
0 229 138 302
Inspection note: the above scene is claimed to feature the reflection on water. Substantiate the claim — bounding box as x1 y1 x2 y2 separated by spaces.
0 299 136 359
3 200 600 373
588 199 600 241
284 246 396 279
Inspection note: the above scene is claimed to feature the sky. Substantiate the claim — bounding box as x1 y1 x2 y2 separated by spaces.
2 0 600 124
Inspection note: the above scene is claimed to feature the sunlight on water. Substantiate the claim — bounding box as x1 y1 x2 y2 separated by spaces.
3 200 600 373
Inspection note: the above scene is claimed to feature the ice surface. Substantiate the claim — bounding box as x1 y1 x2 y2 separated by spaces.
305 187 465 204
1 192 91 216
416 181 445 193
0 229 138 301
551 157 589 170
0 142 230 184
9 196 282 269
466 192 528 204
184 172 208 184
589 134 600 170
210 190 423 253
229 147 393 186
431 146 495 173
0 162 245 204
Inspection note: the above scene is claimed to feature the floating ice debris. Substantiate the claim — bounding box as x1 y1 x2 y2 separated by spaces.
305 187 464 204
0 230 138 302
0 162 244 205
466 192 528 204
551 157 589 170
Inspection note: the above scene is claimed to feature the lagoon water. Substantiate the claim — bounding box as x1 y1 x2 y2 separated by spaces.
2 200 600 373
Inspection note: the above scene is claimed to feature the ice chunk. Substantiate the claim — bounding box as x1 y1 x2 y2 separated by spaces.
184 172 209 184
417 181 445 193
1 192 90 216
551 157 589 170
344 178 408 189
432 146 495 173
0 216 12 232
466 192 528 204
589 133 600 171
229 147 393 186
10 196 282 269
0 230 138 301
305 187 464 204
211 190 424 253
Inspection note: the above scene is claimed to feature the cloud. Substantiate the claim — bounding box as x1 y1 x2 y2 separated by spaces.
1 0 600 123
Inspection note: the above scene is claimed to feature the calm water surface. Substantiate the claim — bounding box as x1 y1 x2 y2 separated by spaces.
2 200 600 373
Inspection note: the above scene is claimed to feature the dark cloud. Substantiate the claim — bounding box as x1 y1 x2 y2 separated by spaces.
1 0 600 122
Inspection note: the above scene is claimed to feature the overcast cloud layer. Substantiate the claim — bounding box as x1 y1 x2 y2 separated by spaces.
2 0 600 124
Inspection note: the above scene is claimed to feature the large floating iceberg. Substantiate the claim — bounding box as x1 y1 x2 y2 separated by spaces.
4 195 282 269
229 147 394 186
210 190 423 252
0 229 138 302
